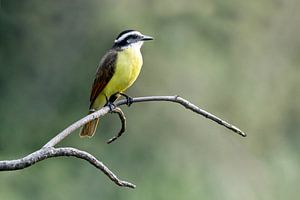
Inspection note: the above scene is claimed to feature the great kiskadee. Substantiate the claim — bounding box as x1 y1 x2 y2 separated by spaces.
80 30 153 137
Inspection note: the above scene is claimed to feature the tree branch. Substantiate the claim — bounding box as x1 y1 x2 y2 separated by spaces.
44 95 246 148
0 147 135 188
0 95 246 189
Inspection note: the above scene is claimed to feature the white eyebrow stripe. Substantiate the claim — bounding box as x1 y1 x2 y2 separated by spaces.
114 31 141 43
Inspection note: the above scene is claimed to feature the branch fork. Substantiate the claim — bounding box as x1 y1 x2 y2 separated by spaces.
0 95 246 188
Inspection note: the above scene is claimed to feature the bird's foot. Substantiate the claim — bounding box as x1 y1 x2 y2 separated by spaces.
105 97 117 112
107 102 117 112
119 93 133 107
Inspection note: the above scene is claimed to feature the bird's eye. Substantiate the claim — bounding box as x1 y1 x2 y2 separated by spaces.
126 35 139 43
132 35 139 39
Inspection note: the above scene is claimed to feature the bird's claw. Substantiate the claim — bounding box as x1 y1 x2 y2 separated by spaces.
120 93 133 107
106 102 116 112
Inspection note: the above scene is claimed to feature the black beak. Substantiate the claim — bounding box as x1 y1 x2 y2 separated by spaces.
141 35 154 41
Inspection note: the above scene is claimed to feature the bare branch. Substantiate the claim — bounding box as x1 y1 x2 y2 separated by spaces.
43 107 111 148
0 95 246 189
123 95 246 137
44 95 246 148
0 147 135 188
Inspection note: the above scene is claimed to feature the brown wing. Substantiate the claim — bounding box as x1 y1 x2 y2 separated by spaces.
89 50 117 109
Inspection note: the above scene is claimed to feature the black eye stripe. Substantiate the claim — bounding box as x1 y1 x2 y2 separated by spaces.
126 34 139 40
113 30 143 48
117 34 139 43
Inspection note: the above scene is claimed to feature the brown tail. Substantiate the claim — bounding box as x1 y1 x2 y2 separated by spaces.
79 113 99 137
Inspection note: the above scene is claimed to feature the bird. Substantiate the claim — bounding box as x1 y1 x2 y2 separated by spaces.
80 30 153 137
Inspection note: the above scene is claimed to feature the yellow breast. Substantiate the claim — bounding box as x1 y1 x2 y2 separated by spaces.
103 46 143 97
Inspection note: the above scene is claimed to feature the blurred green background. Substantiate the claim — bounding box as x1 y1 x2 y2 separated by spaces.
1 0 299 199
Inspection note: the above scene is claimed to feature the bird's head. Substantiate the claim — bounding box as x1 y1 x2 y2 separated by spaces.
113 30 153 49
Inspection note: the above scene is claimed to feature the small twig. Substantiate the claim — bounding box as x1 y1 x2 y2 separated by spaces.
107 107 126 144
0 147 135 188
